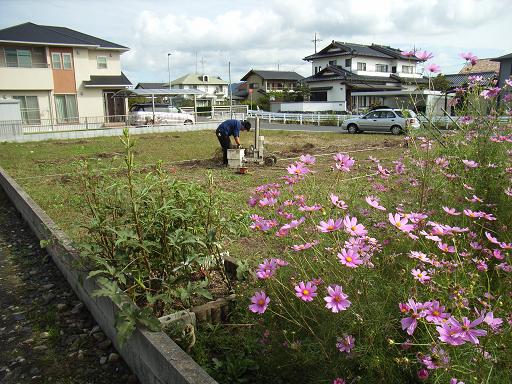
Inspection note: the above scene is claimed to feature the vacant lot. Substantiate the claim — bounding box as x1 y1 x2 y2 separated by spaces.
0 129 403 258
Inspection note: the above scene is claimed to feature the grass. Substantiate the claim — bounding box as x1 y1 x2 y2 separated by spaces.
0 129 404 260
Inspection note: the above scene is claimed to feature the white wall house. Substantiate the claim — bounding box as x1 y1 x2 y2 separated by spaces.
301 41 430 113
0 22 131 124
169 73 228 106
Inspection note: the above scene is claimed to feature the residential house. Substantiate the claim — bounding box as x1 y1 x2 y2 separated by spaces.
491 53 512 102
0 22 131 124
169 73 228 106
240 70 304 100
302 41 431 112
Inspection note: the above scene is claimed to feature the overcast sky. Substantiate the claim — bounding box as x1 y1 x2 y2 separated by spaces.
1 0 511 85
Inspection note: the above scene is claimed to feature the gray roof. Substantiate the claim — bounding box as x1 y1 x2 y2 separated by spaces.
444 71 497 88
135 83 167 89
241 70 304 81
0 22 128 50
83 72 132 87
304 41 419 61
492 53 512 62
114 88 206 98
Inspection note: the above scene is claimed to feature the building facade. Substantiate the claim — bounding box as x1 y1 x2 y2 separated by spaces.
0 22 131 124
302 41 428 112
169 73 228 106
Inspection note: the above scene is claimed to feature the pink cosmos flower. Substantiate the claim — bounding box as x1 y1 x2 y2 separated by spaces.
332 378 346 384
365 195 386 211
465 194 483 203
442 206 461 216
417 368 429 381
426 63 441 73
450 379 465 384
437 318 465 346
299 154 316 165
415 50 433 60
480 87 501 99
249 291 270 314
258 197 277 207
329 194 348 209
401 49 416 57
299 204 323 212
317 218 343 233
336 335 355 353
400 299 424 335
438 242 456 253
463 209 483 219
295 281 317 302
462 159 479 168
377 164 391 179
343 215 368 236
483 312 503 331
457 316 487 344
324 285 351 313
337 248 364 268
424 300 449 324
505 78 512 87
287 162 310 176
485 232 500 244
389 213 415 232
460 52 478 65
333 153 355 172
411 269 431 284
256 259 278 279
435 157 449 168
291 240 319 251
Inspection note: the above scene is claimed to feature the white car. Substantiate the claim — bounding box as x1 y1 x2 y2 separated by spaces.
129 103 195 126
342 108 420 135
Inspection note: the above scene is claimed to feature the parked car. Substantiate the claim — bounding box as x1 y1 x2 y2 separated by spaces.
342 109 420 135
129 103 195 126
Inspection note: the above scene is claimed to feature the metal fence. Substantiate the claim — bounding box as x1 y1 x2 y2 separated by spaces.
0 105 250 137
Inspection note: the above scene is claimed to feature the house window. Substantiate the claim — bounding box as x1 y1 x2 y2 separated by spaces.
402 65 414 74
249 83 259 89
345 58 352 68
55 94 78 123
62 53 72 70
329 60 337 66
13 96 40 124
357 62 366 71
52 53 62 69
97 56 107 69
314 66 318 74
376 64 389 72
2 47 46 68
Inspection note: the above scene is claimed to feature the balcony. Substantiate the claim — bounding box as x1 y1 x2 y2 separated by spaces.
0 66 53 90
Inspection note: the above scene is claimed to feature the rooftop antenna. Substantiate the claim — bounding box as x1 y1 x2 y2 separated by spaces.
195 51 198 74
311 32 322 53
200 56 205 75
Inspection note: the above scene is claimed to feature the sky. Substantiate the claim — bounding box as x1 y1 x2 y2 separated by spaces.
1 0 511 86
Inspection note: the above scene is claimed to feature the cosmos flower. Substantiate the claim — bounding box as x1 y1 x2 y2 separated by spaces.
317 218 343 233
295 281 317 302
249 291 270 314
426 63 441 73
411 269 431 284
330 194 348 209
337 248 364 268
415 50 434 60
389 213 415 232
287 162 310 176
336 335 355 353
365 196 386 210
343 215 368 236
299 154 316 165
462 159 479 168
324 285 351 313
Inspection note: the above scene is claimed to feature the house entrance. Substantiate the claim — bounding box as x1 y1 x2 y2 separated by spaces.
103 91 126 122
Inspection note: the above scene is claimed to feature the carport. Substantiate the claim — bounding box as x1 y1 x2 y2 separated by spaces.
113 88 206 123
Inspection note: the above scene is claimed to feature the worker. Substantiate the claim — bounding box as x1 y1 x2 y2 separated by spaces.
215 119 251 165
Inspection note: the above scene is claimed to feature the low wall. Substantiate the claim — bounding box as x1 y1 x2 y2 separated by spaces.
0 166 218 384
0 122 219 143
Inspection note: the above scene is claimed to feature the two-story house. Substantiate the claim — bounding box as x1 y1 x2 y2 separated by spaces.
302 41 429 112
169 73 228 106
0 22 131 124
240 70 304 100
492 53 512 103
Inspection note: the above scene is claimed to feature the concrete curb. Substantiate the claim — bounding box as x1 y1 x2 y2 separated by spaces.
0 166 218 384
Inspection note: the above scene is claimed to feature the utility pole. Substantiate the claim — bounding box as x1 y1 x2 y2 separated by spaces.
311 33 322 53
167 53 172 89
228 61 233 119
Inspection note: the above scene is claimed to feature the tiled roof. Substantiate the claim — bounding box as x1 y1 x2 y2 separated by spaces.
83 72 132 87
0 22 128 50
304 41 418 61
444 71 497 87
241 70 304 81
135 83 167 89
459 59 500 74
172 73 228 85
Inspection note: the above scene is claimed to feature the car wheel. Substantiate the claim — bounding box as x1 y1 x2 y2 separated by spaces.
184 119 193 125
390 125 402 135
347 124 358 134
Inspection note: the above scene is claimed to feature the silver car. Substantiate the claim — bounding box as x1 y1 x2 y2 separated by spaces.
129 103 195 126
342 109 420 135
